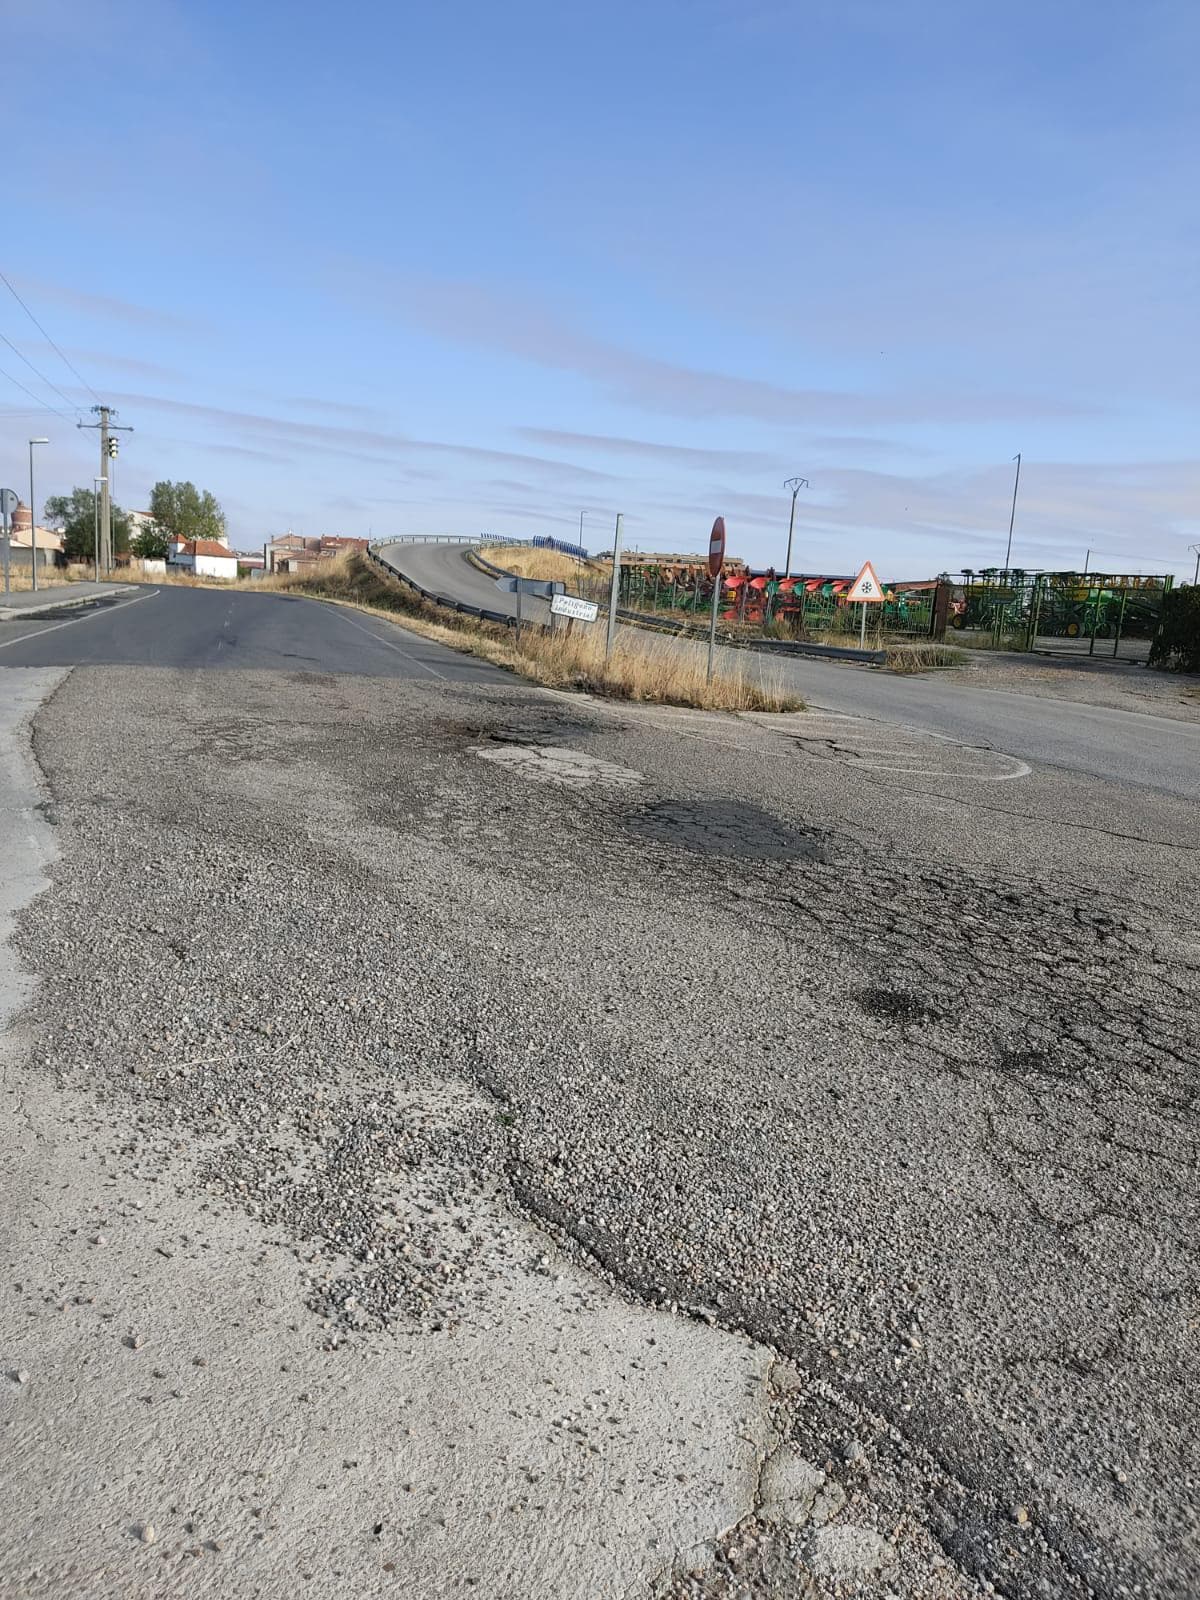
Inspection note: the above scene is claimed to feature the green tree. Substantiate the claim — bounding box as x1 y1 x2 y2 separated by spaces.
147 480 226 545
131 521 171 561
44 488 131 563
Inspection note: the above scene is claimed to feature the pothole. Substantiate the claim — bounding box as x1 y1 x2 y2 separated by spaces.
625 799 832 862
471 744 642 790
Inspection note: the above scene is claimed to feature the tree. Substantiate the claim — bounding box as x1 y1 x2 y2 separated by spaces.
146 480 226 546
131 521 171 561
44 488 131 564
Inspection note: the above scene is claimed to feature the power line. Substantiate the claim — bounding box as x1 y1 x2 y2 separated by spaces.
0 328 81 415
0 269 101 405
0 357 75 420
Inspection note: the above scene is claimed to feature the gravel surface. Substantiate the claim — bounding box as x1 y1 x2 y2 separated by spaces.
942 650 1200 722
5 660 1198 1598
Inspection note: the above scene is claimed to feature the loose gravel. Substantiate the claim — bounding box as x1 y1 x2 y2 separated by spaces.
13 662 1200 1600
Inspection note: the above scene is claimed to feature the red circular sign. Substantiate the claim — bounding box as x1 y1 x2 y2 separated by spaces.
708 516 726 578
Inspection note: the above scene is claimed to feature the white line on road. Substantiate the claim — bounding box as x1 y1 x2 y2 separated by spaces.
331 608 448 680
0 586 158 652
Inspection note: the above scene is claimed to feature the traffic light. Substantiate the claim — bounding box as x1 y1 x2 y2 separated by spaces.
106 437 119 458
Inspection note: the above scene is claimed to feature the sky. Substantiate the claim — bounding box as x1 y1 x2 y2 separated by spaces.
1 0 1198 579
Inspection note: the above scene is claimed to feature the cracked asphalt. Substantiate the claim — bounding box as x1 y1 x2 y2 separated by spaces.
1 604 1197 1596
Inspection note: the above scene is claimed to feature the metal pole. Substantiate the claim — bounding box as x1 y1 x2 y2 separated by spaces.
515 583 522 647
29 439 48 593
2 508 9 595
1113 589 1127 659
605 513 623 660
859 601 867 649
1003 452 1021 570
99 407 112 573
782 477 808 578
94 478 103 582
706 572 721 682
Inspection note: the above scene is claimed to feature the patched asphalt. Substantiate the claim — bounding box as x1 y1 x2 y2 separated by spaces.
3 650 1198 1599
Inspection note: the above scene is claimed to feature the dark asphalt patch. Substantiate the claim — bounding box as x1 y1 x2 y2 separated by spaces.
625 798 832 862
856 986 937 1023
995 1045 1078 1081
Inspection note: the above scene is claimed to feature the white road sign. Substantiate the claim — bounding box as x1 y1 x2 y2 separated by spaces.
551 593 599 622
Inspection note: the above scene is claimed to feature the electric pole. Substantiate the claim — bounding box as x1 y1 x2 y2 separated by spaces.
782 477 809 579
1004 452 1022 573
77 405 132 573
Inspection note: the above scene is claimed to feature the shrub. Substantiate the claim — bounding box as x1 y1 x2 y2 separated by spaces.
1149 588 1200 673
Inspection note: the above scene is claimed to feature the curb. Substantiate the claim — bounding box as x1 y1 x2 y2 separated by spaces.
0 584 138 622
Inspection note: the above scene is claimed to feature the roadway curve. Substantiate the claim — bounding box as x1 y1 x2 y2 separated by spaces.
379 539 1200 803
378 540 556 626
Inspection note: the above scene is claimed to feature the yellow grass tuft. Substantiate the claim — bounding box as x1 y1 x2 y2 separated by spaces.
884 641 967 673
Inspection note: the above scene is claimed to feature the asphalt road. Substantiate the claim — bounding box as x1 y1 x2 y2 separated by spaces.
380 541 1200 802
0 583 510 683
380 539 558 623
0 563 1196 1597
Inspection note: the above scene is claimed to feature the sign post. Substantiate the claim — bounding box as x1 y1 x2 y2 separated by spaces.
0 489 18 596
606 513 624 661
846 559 884 648
706 516 726 683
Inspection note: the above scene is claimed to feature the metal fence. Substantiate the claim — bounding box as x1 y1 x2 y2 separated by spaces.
946 570 1173 661
615 565 941 641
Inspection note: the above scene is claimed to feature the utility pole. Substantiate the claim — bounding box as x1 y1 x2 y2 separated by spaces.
1003 452 1022 572
605 513 624 660
77 405 132 573
782 478 809 579
1190 544 1200 586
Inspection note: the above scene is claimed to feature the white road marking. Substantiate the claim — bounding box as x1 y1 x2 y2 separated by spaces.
0 586 158 651
329 609 448 680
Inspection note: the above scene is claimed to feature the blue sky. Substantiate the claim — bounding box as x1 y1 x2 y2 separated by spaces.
2 0 1197 578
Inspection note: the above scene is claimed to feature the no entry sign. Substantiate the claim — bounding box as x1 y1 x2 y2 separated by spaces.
708 516 726 578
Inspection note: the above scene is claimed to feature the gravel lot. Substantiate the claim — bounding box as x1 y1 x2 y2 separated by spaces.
3 660 1197 1598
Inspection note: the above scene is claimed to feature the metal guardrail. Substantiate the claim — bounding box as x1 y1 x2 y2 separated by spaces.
365 544 527 630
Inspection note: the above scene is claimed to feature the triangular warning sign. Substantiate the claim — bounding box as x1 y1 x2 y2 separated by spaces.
846 560 884 603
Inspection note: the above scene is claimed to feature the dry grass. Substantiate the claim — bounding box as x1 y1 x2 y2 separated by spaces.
884 641 967 673
487 543 603 587
0 566 88 593
264 551 804 713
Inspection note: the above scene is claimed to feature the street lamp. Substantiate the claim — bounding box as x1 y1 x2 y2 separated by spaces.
28 439 48 593
782 477 809 579
93 476 105 584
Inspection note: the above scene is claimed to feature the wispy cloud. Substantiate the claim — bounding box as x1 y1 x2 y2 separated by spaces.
516 425 773 471
367 276 1098 426
11 274 203 334
107 391 617 485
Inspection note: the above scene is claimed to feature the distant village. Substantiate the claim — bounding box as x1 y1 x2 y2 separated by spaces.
4 498 367 582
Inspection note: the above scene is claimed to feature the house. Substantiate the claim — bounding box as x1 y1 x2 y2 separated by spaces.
8 500 64 567
264 533 368 572
168 539 239 580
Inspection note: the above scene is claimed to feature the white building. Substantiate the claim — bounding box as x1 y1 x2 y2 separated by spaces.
169 539 239 580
